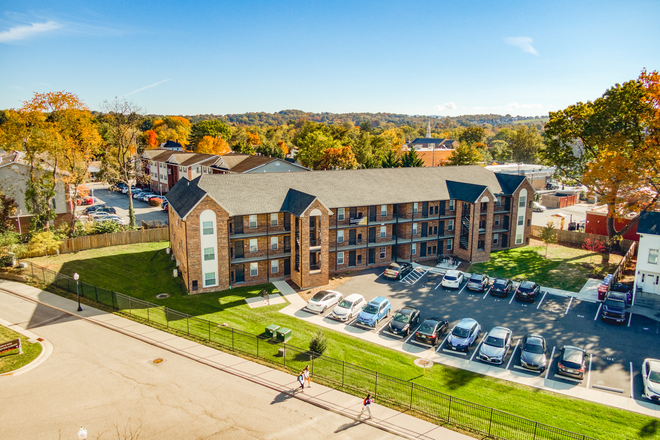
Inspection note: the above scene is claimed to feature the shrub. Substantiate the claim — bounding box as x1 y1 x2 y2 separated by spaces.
309 330 327 355
28 231 62 255
149 198 162 207
93 221 123 235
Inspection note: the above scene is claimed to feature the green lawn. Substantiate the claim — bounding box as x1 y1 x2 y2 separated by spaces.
469 242 622 292
27 243 657 440
0 325 43 375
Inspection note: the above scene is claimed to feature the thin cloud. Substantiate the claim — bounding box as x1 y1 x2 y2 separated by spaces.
124 79 171 97
0 21 62 43
435 102 457 111
504 37 538 56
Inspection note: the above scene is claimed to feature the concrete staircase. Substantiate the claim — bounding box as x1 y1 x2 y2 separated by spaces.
632 291 660 320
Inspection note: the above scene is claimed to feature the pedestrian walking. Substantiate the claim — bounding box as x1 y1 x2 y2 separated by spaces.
359 393 374 418
297 370 305 392
303 365 311 388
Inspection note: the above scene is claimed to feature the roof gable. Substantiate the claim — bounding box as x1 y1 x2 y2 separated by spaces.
166 177 208 219
495 173 526 195
446 181 488 203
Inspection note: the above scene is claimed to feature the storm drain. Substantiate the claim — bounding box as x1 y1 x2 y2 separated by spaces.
156 294 169 299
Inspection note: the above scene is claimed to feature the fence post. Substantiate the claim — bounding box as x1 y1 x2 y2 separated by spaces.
374 372 378 398
67 278 70 293
447 395 452 423
256 335 259 358
311 352 314 378
111 292 116 310
94 286 98 303
342 361 345 388
187 317 190 336
147 304 150 323
283 342 286 367
488 408 493 435
208 320 211 342
165 307 169 329
533 422 537 440
410 382 414 409
232 328 235 350
31 262 34 278
128 297 132 316
41 267 45 283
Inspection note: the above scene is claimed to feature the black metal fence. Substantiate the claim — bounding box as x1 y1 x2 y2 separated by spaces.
22 260 597 440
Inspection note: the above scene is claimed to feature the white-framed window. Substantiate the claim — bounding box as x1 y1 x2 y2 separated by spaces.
179 166 184 172
447 239 453 250
250 262 258 276
493 234 499 245
271 260 279 273
496 196 502 207
518 215 524 226
270 213 278 226
203 221 213 235
337 230 344 243
204 272 216 287
411 243 417 255
494 215 500 226
337 252 344 265
379 247 386 259
196 166 201 173
412 223 418 235
449 200 455 211
338 208 345 221
249 215 257 229
203 247 215 261
413 202 418 214
515 234 523 245
649 249 659 265
448 219 454 231
380 205 387 216
380 226 386 238
249 239 258 253
271 236 278 250
519 196 527 208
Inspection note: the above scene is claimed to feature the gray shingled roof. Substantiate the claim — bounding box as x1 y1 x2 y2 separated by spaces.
168 166 522 219
282 189 319 217
638 211 660 235
446 181 488 203
495 173 526 195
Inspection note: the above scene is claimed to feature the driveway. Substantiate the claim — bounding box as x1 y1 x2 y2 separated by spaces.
78 184 168 225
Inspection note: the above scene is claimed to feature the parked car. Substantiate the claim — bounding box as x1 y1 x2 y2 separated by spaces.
76 196 94 206
356 296 391 328
96 215 127 225
89 208 117 218
601 291 630 324
532 202 547 212
414 317 447 346
478 326 512 364
388 307 421 336
441 270 464 289
446 318 481 352
558 345 587 380
490 278 514 298
466 273 490 292
642 358 660 403
545 183 559 190
383 262 413 280
520 333 548 372
83 204 108 214
330 293 366 322
305 290 343 314
515 281 541 302
161 201 169 211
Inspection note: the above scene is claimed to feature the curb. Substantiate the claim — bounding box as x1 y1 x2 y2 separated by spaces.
0 315 53 377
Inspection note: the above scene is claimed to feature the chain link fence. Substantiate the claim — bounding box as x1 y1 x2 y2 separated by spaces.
21 260 597 440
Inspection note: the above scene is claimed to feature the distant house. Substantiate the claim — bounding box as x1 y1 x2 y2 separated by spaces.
584 205 640 241
160 140 184 151
408 138 457 151
406 138 457 166
634 211 660 295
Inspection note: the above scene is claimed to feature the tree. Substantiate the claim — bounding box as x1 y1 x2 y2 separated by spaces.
196 136 231 155
509 125 543 163
294 130 341 170
381 149 401 168
0 190 18 233
400 148 425 167
144 130 158 149
98 99 144 227
246 131 262 146
582 237 606 263
489 140 512 162
447 143 483 166
459 126 486 145
316 146 358 170
152 116 191 148
539 222 557 256
189 120 231 150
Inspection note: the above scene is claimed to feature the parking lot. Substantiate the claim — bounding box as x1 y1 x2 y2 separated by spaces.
280 266 660 413
78 185 169 225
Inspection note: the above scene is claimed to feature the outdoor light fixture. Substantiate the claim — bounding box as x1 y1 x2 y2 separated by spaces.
73 272 82 312
77 426 87 439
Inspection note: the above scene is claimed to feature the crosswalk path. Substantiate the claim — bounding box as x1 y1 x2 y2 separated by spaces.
401 267 428 285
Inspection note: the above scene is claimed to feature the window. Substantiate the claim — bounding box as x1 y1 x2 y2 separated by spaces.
413 203 418 214
518 216 524 226
51 198 57 209
337 230 344 243
196 167 201 174
447 239 453 250
515 234 523 245
381 205 387 217
203 221 214 235
338 208 345 220
250 239 258 253
337 252 344 265
449 200 455 211
527 219 531 227
519 196 526 208
192 280 198 291
434 205 438 214
249 215 257 229
204 272 216 287
380 226 386 238
250 262 258 276
494 215 500 226
448 219 454 231
649 249 659 265
203 247 215 261
271 260 279 273
270 236 278 250
411 243 417 255
496 197 502 207
412 223 418 235
493 233 499 245
379 247 386 259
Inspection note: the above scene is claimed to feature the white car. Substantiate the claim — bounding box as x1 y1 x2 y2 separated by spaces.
96 215 128 225
642 358 660 403
441 270 464 289
532 202 547 212
305 290 343 314
330 293 366 322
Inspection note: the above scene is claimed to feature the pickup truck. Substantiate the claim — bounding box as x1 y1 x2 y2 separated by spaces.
601 284 632 324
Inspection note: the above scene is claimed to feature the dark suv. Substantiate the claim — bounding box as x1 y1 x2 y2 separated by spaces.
515 281 541 302
490 278 514 298
601 291 630 324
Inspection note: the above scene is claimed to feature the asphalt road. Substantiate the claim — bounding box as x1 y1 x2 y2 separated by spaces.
0 290 401 440
79 185 169 226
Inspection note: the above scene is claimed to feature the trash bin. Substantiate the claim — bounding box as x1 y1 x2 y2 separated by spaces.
276 327 292 343
265 324 280 338
598 284 608 301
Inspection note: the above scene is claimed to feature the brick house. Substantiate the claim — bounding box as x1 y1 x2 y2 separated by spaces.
166 166 534 293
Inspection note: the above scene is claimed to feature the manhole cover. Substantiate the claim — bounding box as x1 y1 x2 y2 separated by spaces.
153 358 164 364
156 294 169 299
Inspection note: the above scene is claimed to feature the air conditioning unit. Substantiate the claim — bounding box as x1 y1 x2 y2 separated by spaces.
173 269 178 277
166 247 171 255
176 259 180 267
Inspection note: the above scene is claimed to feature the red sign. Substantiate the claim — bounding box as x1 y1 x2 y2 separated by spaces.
0 338 22 354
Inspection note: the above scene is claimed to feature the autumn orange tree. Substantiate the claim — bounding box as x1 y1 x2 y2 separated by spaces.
143 129 158 149
152 116 191 149
316 146 358 170
196 136 231 155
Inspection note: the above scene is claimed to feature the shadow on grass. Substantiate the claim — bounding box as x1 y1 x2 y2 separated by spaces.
639 419 659 438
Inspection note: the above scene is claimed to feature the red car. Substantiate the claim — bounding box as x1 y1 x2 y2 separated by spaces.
76 196 94 205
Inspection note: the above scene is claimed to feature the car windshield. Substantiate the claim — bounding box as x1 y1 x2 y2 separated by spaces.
394 310 412 322
519 283 535 293
524 343 544 354
419 322 436 333
444 275 457 281
650 371 660 384
493 280 507 288
311 292 327 301
485 336 505 348
452 326 470 338
363 304 379 314
387 263 400 270
604 298 624 307
470 275 483 282
337 300 352 309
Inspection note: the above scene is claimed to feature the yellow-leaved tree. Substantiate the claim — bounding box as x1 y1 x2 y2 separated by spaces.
196 136 231 155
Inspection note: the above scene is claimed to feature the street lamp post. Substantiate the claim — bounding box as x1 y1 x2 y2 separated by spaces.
73 272 82 312
77 426 87 439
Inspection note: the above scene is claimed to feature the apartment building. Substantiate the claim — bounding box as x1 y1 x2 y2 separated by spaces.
167 166 534 293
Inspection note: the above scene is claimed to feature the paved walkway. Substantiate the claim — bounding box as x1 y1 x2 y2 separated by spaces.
0 280 471 440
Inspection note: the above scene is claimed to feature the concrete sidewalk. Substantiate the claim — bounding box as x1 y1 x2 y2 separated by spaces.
0 279 471 440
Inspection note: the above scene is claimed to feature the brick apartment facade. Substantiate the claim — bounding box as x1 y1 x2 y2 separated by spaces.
167 166 534 293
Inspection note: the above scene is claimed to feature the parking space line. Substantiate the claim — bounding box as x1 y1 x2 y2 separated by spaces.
558 376 583 384
564 297 574 315
442 349 467 356
506 339 520 370
594 303 602 320
436 335 450 353
509 294 516 305
482 288 491 300
434 282 442 290
457 284 467 295
545 346 556 379
469 332 488 362
376 271 384 278
586 353 593 389
627 312 633 327
630 362 635 399
536 291 547 309
593 384 624 393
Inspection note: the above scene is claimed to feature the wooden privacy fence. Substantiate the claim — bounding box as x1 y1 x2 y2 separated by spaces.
530 225 634 252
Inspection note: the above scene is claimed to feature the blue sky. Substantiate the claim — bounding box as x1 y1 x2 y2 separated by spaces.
1 0 658 117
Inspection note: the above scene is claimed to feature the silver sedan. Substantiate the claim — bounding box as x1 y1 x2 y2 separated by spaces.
478 326 512 365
